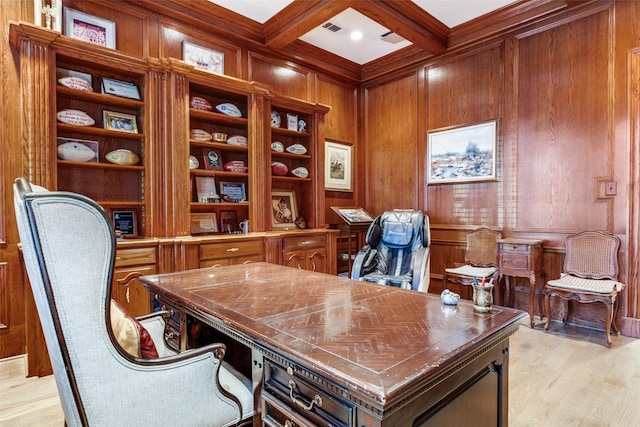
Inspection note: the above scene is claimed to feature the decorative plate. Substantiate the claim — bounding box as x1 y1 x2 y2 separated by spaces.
271 110 281 128
58 76 93 92
56 109 95 126
215 103 242 117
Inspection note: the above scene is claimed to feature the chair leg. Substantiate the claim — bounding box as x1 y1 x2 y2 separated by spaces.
611 295 620 334
562 299 569 323
604 300 613 348
543 291 552 332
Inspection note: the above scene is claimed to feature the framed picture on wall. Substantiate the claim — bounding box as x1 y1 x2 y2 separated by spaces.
271 190 298 228
325 140 353 192
427 119 499 184
182 41 224 74
64 8 116 49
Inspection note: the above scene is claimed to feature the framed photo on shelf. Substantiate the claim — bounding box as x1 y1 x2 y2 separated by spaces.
195 176 220 203
64 8 116 49
325 140 353 192
112 210 137 237
330 206 376 225
427 119 498 184
101 77 141 100
182 41 224 74
287 114 298 131
103 110 138 133
271 190 298 228
203 148 223 170
56 137 98 163
190 212 218 234
220 210 238 233
219 182 246 202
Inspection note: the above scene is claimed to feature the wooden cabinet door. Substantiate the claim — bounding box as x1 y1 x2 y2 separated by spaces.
307 249 327 273
112 265 156 317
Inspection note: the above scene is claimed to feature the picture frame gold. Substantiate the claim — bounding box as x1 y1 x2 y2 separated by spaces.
103 110 138 133
271 190 298 229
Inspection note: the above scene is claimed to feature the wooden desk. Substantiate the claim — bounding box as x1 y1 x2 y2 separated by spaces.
498 238 545 329
140 262 525 426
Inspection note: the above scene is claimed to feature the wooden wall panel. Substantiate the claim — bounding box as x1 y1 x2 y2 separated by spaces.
248 53 312 101
363 73 420 215
316 76 359 222
515 12 611 232
425 47 503 226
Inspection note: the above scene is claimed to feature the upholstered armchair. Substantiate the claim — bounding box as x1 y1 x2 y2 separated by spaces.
13 178 253 426
351 209 431 292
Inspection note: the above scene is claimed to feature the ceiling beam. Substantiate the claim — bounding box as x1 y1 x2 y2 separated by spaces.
351 0 448 55
264 0 351 49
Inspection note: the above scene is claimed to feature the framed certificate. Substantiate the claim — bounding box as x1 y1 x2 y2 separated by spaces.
220 181 246 202
101 77 141 100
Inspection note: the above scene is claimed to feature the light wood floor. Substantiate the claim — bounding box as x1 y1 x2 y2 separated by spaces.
1 317 640 426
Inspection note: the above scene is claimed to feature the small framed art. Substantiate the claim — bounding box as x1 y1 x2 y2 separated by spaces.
271 190 298 228
203 148 223 170
112 210 137 237
195 176 219 203
190 212 218 234
103 110 137 133
325 140 353 192
220 210 238 233
182 41 224 74
64 8 116 49
101 77 141 100
220 182 246 202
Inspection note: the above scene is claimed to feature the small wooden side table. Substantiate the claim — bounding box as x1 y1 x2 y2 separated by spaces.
498 238 545 328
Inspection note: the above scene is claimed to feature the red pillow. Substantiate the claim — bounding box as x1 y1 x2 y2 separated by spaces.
110 300 159 358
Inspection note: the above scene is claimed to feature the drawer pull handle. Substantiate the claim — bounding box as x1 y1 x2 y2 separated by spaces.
226 247 240 252
288 379 322 411
285 421 294 427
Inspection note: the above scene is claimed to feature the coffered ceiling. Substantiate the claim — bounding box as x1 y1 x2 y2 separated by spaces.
138 0 592 80
208 0 517 64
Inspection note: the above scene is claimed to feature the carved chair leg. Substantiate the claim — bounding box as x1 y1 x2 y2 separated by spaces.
604 300 613 348
543 291 552 332
611 295 620 334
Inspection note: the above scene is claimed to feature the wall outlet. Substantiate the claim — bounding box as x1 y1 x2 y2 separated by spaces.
605 181 617 196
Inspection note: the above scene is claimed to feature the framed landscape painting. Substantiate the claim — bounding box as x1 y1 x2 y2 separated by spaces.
325 140 353 192
427 119 498 184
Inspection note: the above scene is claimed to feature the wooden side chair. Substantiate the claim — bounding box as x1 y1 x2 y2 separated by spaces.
443 228 502 300
543 231 625 348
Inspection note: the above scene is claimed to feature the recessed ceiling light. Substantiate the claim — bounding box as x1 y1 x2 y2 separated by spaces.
350 31 363 40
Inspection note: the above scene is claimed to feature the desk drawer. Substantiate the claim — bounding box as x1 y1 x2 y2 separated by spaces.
282 235 325 251
263 392 321 427
199 240 263 261
264 359 354 426
115 247 156 267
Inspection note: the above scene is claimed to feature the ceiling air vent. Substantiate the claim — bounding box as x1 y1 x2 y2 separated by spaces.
380 31 405 44
322 22 342 33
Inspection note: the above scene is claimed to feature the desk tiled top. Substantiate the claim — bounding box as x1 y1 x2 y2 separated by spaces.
140 262 526 405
